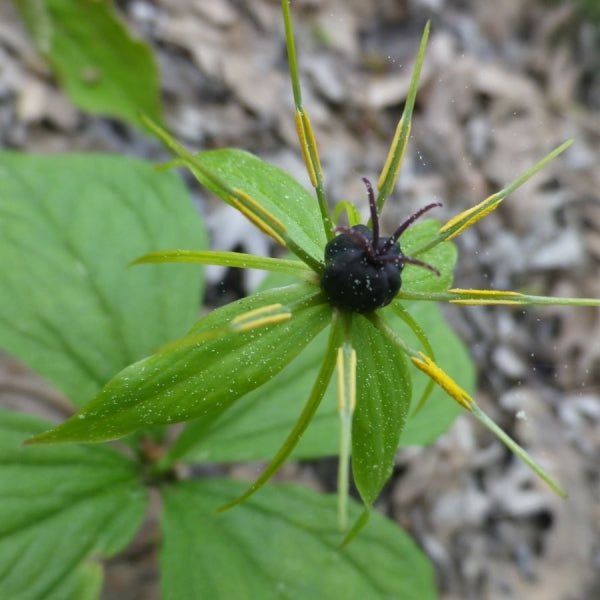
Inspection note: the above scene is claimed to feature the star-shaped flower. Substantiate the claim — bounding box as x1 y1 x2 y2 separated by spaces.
28 1 600 539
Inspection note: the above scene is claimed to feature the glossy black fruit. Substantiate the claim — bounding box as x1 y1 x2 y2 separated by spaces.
320 178 441 313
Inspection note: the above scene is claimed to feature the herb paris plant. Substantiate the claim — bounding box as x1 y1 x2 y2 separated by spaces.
27 1 600 538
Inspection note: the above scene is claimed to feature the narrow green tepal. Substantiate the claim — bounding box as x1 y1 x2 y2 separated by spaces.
26 283 331 445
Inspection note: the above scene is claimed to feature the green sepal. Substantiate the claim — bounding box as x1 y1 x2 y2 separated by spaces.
27 282 330 444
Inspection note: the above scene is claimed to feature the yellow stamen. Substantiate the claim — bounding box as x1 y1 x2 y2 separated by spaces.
349 348 356 412
448 288 525 305
301 111 323 179
232 303 291 331
410 352 474 411
336 348 344 411
232 303 284 324
228 194 286 246
439 192 502 240
295 109 321 187
234 189 287 232
377 118 410 191
235 313 291 332
336 346 357 412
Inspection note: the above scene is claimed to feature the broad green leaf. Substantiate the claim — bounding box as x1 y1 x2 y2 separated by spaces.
14 0 162 127
189 149 327 264
401 220 456 293
178 326 338 463
0 153 205 407
0 410 147 600
28 283 331 444
392 301 474 445
160 479 436 600
351 314 411 506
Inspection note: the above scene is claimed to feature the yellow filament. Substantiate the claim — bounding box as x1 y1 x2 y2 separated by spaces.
439 193 502 239
377 118 410 191
410 352 474 411
295 110 317 187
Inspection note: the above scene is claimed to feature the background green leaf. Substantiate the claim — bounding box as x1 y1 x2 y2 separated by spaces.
189 149 327 263
14 0 162 127
29 283 331 443
0 152 206 408
351 314 411 505
0 410 147 600
160 479 436 600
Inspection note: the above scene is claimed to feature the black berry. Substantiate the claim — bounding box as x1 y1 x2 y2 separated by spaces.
321 178 441 313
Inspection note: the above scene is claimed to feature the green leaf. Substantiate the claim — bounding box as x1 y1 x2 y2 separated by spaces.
351 314 411 506
188 149 327 264
14 0 162 127
0 152 205 407
160 479 436 600
28 283 331 444
392 301 474 445
0 410 147 600
402 220 456 293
